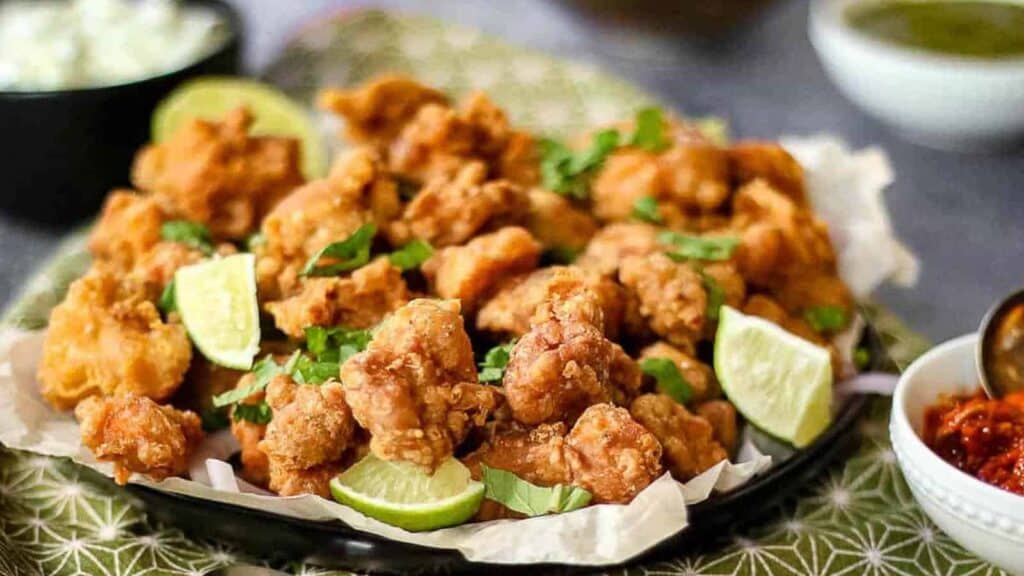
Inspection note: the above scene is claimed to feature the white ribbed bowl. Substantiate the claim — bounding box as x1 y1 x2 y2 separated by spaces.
891 334 1024 574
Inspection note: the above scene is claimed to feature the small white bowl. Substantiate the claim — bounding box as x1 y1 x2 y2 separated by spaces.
810 0 1024 150
891 334 1024 574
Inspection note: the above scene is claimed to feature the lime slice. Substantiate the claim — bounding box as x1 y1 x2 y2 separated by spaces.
174 253 260 370
714 305 833 447
330 455 484 532
152 76 327 178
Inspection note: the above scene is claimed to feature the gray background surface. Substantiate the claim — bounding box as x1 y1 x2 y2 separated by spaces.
0 0 1020 341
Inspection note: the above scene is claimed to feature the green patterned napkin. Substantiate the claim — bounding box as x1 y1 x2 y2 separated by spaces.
0 9 999 576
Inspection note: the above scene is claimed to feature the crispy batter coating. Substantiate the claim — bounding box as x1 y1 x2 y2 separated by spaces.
772 272 854 323
389 91 538 185
266 258 410 339
565 404 663 504
591 150 660 223
132 107 304 240
258 376 356 496
696 399 739 454
268 462 345 499
575 222 659 277
743 294 826 346
524 188 598 252
256 147 400 298
503 294 641 425
658 144 731 213
76 394 203 485
88 190 166 272
228 373 270 486
618 253 707 349
476 265 625 339
638 342 719 404
339 299 498 471
130 241 206 299
730 179 836 289
38 268 192 410
463 422 572 487
701 261 747 310
629 394 727 482
386 162 529 248
728 141 806 204
422 226 541 311
318 75 448 144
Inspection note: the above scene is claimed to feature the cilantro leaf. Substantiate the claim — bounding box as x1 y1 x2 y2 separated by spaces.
540 129 620 199
481 465 592 516
158 279 176 315
291 355 340 385
639 357 693 405
212 353 297 408
804 306 849 333
854 347 871 370
300 223 377 277
478 341 515 383
631 195 662 224
161 220 214 254
389 239 434 271
233 402 273 424
200 406 230 431
628 107 669 152
659 231 740 262
700 271 726 323
303 326 372 363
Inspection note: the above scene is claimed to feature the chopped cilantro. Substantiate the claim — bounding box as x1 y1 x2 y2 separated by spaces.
481 465 592 516
200 406 230 431
639 357 693 405
161 220 214 255
478 341 515 383
291 355 340 385
659 231 740 262
304 326 372 363
233 402 273 425
212 353 297 408
805 306 849 333
300 223 376 277
628 107 669 152
540 128 620 199
158 279 176 315
389 239 434 271
631 195 662 224
700 271 726 323
854 347 871 370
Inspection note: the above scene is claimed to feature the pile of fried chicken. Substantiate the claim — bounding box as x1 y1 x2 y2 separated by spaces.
37 75 853 521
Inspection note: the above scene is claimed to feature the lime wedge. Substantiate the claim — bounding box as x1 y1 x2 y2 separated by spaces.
152 76 327 178
714 305 833 447
174 253 260 370
330 455 484 532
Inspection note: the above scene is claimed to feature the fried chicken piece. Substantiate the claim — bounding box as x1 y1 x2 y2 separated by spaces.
772 272 854 327
339 299 498 471
565 404 663 504
701 261 747 310
638 342 720 404
318 75 448 144
629 394 727 482
38 268 192 410
386 161 529 248
591 150 660 223
421 226 541 311
228 373 270 486
88 190 166 272
523 188 598 253
696 400 739 454
618 253 707 349
503 293 641 425
256 147 400 298
728 141 806 204
75 394 203 485
130 241 206 299
265 258 410 339
463 422 573 487
658 143 731 213
132 107 304 240
476 266 625 339
575 222 659 277
389 91 539 185
268 462 345 499
590 144 730 225
742 294 827 347
730 179 836 289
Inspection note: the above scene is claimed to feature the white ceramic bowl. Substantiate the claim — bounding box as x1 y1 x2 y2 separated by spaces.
891 334 1024 574
810 0 1024 150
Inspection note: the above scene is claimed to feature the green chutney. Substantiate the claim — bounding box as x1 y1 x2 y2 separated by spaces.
846 1 1024 58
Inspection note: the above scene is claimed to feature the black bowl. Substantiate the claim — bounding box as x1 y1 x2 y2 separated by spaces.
0 0 241 226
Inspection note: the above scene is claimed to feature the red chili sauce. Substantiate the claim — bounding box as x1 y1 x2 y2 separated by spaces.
923 391 1024 496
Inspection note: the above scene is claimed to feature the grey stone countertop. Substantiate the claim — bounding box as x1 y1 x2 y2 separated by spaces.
1 0 1020 342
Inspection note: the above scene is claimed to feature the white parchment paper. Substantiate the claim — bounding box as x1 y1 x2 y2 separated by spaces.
0 137 915 566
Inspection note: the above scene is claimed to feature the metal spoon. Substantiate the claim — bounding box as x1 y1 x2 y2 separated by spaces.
977 289 1024 398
